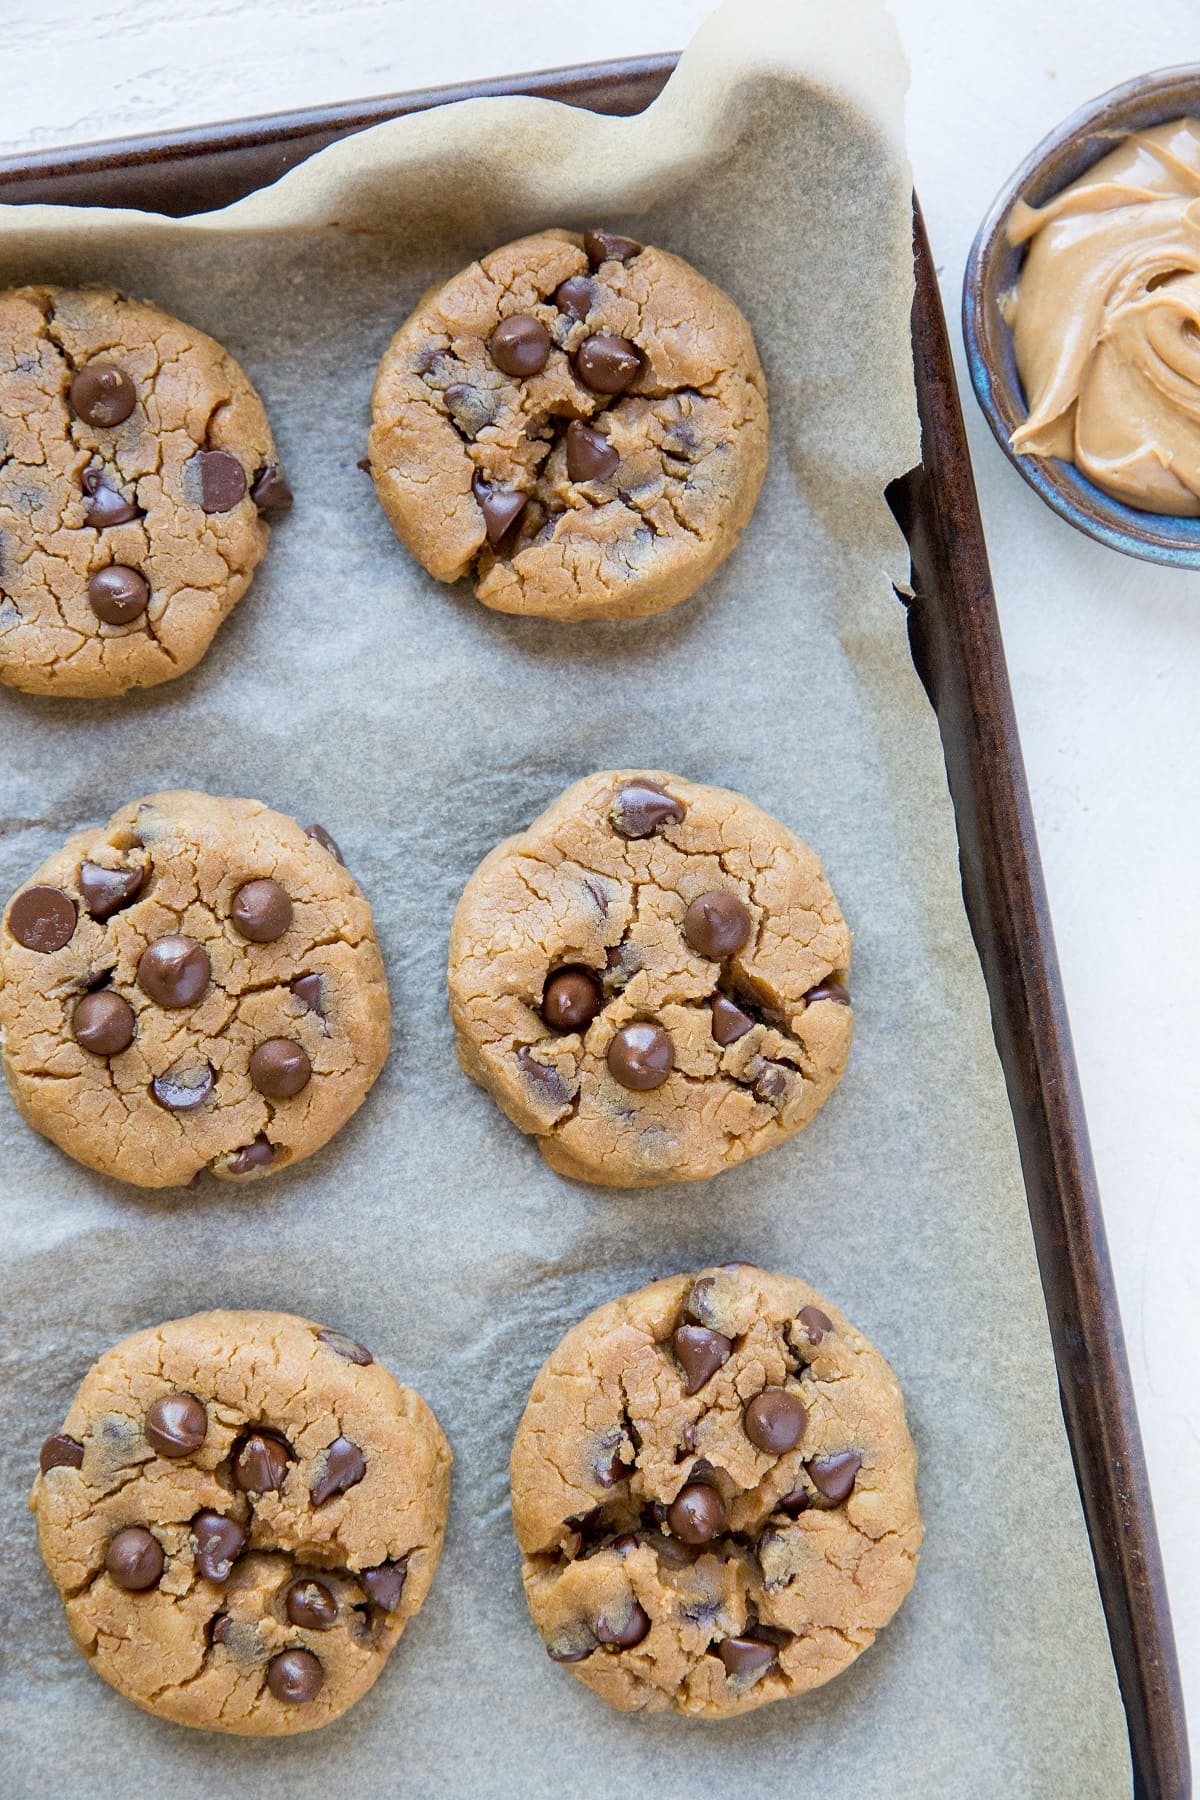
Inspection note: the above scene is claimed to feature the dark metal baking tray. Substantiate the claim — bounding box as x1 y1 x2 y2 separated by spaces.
0 53 1187 1799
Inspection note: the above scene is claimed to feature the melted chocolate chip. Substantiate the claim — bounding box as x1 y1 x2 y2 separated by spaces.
304 823 344 864
82 466 141 526
70 362 135 427
717 1636 777 1681
711 993 755 1045
144 1393 208 1457
584 228 643 267
565 419 619 483
192 449 246 514
192 1511 248 1583
231 878 292 943
805 978 850 1006
106 1526 164 1591
607 1021 673 1091
317 1328 373 1365
79 861 143 920
230 1134 274 1174
541 966 601 1033
777 1488 810 1518
232 1430 292 1494
517 1046 574 1107
797 1304 833 1346
286 1578 337 1630
88 565 149 624
743 1389 807 1455
489 314 551 377
8 886 77 953
609 778 685 839
249 1037 312 1099
673 1324 732 1395
137 935 210 1007
667 1480 727 1545
39 1432 84 1473
250 464 293 511
360 1559 408 1611
73 990 135 1056
554 275 593 320
595 1601 651 1649
267 1647 323 1704
683 891 752 960
805 1451 861 1504
151 1064 214 1111
310 1436 366 1507
472 471 527 544
574 334 641 395
292 973 325 1016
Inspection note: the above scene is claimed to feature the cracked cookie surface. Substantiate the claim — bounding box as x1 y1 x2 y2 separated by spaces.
0 791 389 1187
510 1265 920 1717
366 230 768 621
0 285 290 698
31 1310 451 1735
447 770 852 1187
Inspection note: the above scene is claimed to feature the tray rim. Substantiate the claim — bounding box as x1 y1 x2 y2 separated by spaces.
0 52 1187 1799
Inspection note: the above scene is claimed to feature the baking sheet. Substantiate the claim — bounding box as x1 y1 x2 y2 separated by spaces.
0 1 1131 1794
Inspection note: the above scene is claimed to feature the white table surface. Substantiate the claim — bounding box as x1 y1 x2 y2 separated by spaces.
6 0 1197 1762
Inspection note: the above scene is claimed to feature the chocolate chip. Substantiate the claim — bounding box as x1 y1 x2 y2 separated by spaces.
685 1276 717 1326
805 978 850 1006
69 362 135 427
311 1436 366 1507
574 334 641 395
673 1324 732 1395
267 1647 324 1704
81 467 141 526
609 778 684 839
210 1613 232 1645
443 382 497 438
8 886 77 953
249 1037 312 1099
612 1533 639 1555
595 1601 651 1649
753 1063 792 1108
317 1328 373 1366
717 1636 777 1681
79 861 144 920
797 1305 833 1346
137 935 210 1007
472 471 527 544
778 1488 810 1518
39 1432 83 1473
250 464 293 512
87 565 149 625
584 228 643 267
607 1021 673 1091
548 1642 594 1663
73 990 135 1056
144 1393 208 1457
151 1064 214 1111
292 973 325 1016
541 966 601 1033
554 275 593 320
667 1480 727 1545
230 1134 274 1174
304 823 343 864
744 1389 807 1454
805 1451 861 1504
286 1578 337 1630
192 449 246 514
490 314 551 377
565 419 619 483
683 890 751 960
191 1510 248 1582
106 1526 163 1591
360 1559 408 1611
232 1430 292 1494
517 1046 575 1107
711 994 755 1046
231 878 292 943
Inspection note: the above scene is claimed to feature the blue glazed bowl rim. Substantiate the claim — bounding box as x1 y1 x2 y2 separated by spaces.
962 64 1200 568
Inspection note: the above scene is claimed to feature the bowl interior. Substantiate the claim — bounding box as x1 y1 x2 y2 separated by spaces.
963 64 1200 567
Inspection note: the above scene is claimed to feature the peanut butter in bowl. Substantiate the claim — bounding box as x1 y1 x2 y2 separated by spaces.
1008 118 1200 514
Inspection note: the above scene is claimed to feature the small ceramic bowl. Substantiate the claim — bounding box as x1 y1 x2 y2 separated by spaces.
963 63 1200 567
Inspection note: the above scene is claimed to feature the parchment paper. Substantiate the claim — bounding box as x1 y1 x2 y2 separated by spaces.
0 2 1131 1793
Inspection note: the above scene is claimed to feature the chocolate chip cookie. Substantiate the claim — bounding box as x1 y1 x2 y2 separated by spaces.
510 1265 920 1717
367 229 767 621
447 771 852 1186
0 285 291 698
0 792 389 1186
31 1310 451 1735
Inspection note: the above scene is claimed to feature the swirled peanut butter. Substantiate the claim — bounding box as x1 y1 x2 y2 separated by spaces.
1008 118 1200 513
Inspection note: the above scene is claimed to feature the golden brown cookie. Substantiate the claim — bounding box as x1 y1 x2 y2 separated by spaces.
0 285 291 698
447 770 852 1187
511 1265 920 1717
367 229 767 620
31 1310 451 1735
0 792 389 1187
